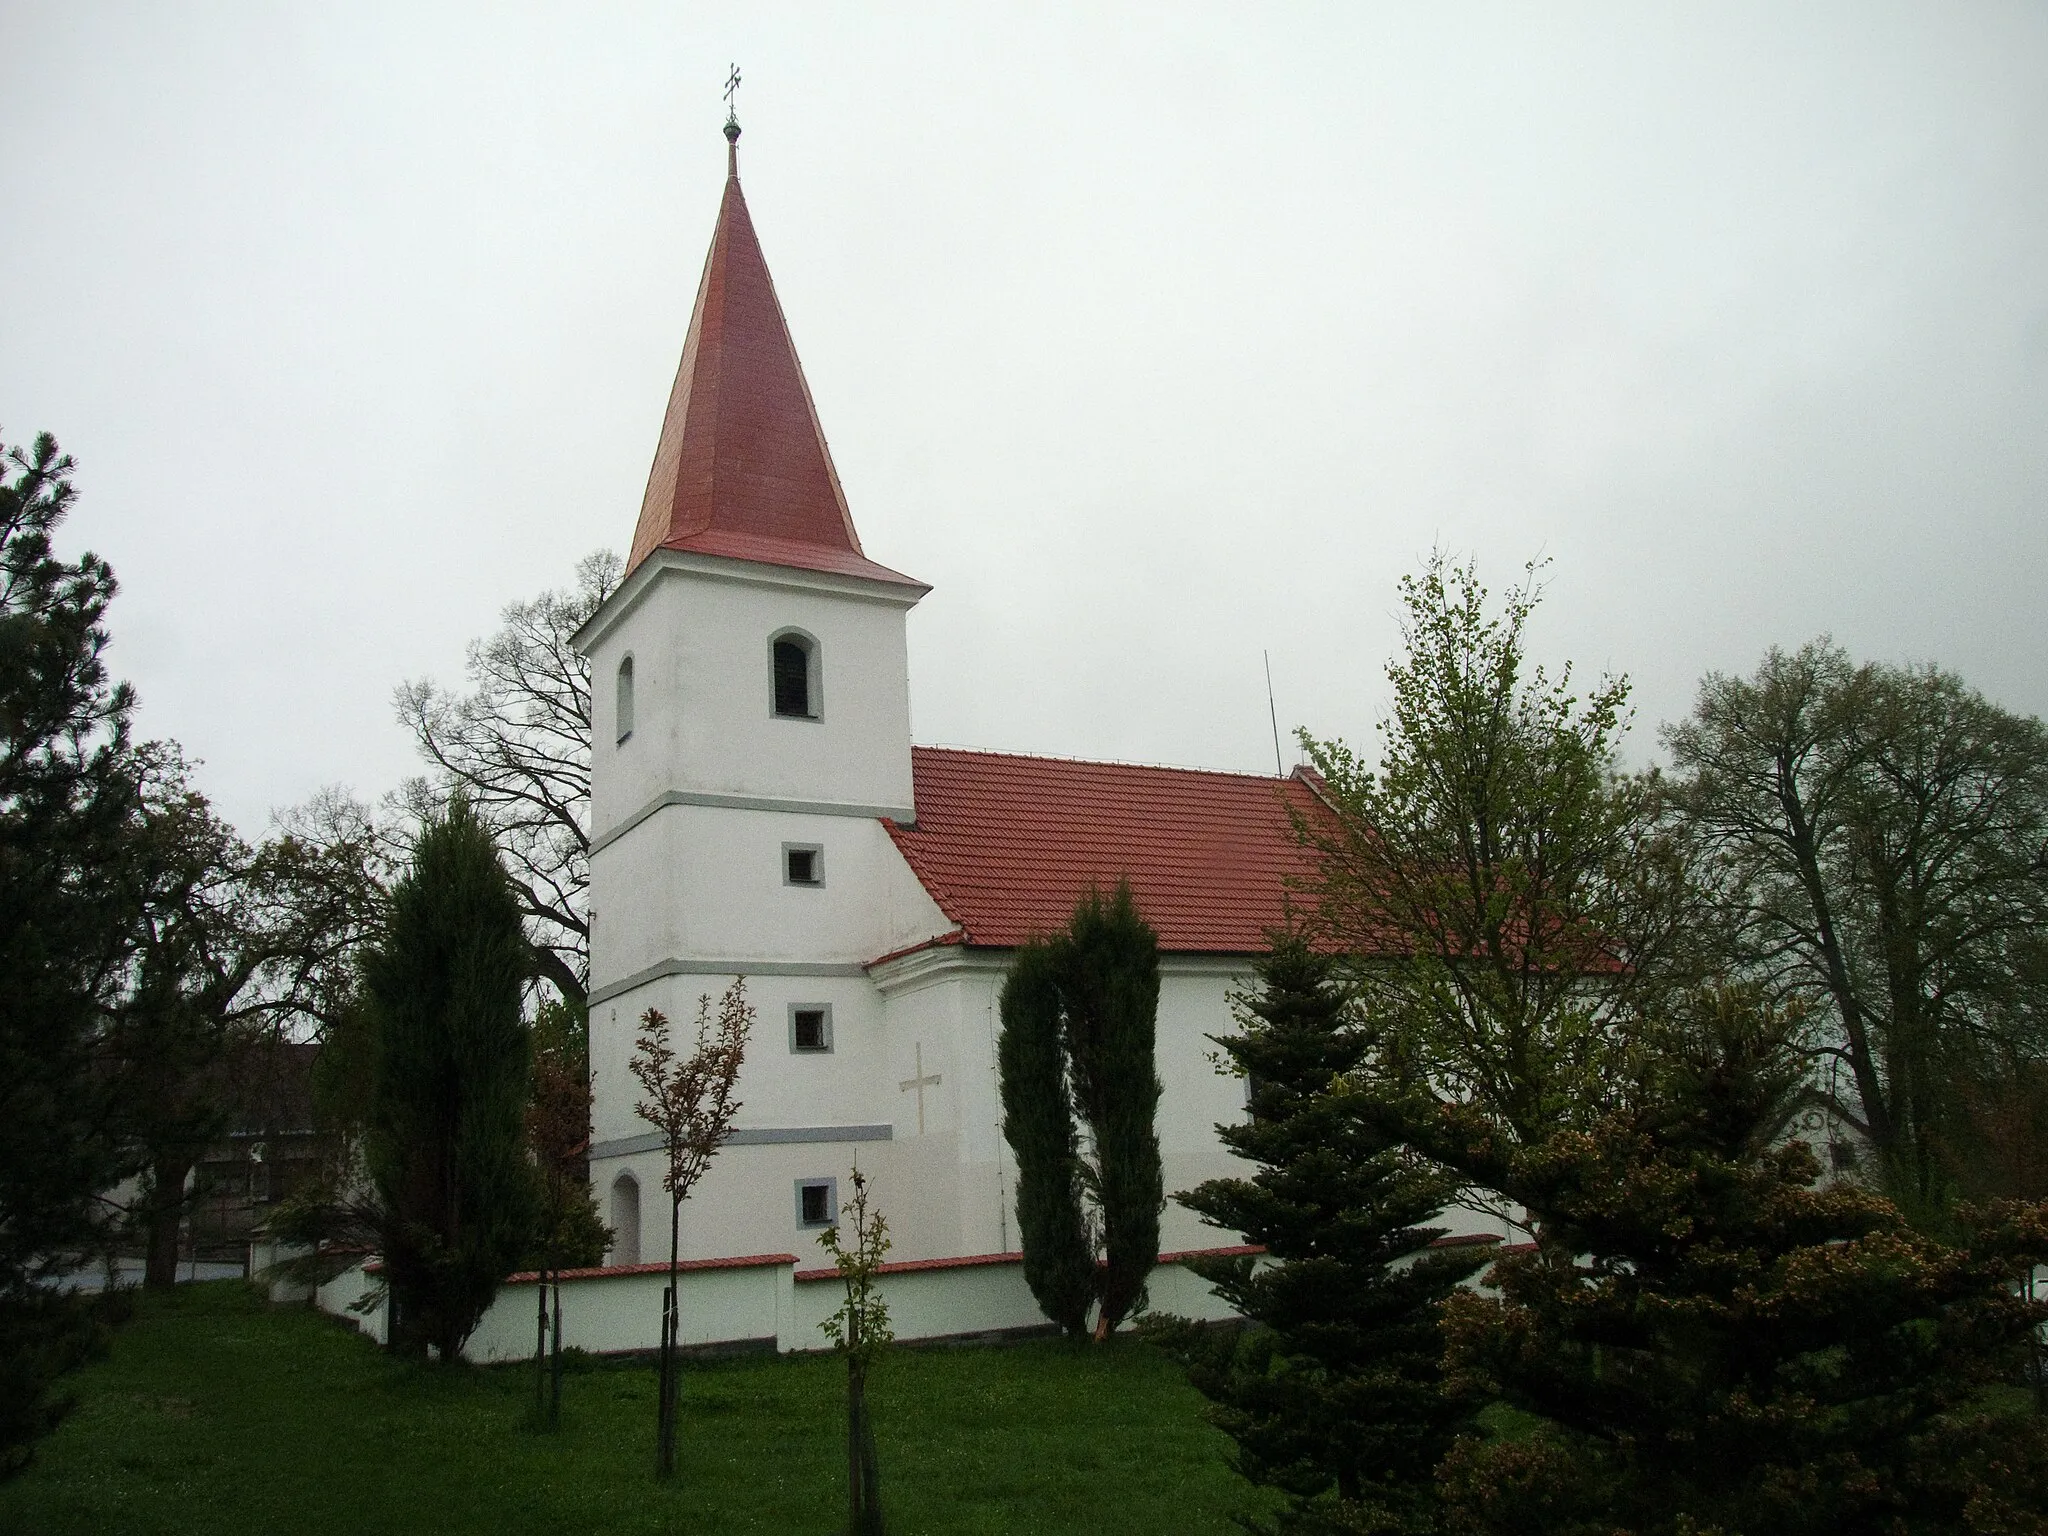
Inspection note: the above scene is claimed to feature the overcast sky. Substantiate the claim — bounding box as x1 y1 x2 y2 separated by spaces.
4 4 2045 836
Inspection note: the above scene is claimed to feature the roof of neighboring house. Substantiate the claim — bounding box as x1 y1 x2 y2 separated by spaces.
882 747 1329 955
625 134 923 592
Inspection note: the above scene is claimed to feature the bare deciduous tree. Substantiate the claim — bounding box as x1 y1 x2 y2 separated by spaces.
394 550 619 1007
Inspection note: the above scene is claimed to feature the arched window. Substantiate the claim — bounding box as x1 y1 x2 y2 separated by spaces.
609 1172 641 1266
615 655 636 744
770 631 820 720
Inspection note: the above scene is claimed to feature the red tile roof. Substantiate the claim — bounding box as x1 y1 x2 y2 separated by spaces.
627 141 924 591
882 747 1328 954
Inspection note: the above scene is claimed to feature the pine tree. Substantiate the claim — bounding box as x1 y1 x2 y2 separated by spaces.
0 433 141 1475
1160 934 1485 1535
1061 883 1164 1336
998 938 1093 1337
361 796 536 1362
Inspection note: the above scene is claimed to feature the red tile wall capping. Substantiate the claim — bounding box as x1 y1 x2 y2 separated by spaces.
503 1253 800 1287
792 1242 1272 1285
626 155 923 592
788 1238 1492 1284
881 748 1336 954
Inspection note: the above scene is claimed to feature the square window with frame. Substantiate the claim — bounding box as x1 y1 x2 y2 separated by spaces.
796 1177 838 1229
789 1004 833 1054
783 843 824 887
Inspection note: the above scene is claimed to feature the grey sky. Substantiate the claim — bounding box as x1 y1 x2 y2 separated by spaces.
5 4 2045 836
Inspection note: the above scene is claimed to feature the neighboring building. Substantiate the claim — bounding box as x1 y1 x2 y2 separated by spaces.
186 1042 329 1270
574 123 1334 1271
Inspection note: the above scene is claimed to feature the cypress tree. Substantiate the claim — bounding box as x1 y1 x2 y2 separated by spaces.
1061 882 1164 1337
1160 934 1485 1535
362 796 536 1362
998 938 1093 1337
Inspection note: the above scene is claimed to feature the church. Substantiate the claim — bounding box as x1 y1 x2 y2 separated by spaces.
572 121 1329 1277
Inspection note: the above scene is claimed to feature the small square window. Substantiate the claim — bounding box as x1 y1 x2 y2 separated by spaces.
796 1178 837 1228
789 1005 833 1054
783 844 823 886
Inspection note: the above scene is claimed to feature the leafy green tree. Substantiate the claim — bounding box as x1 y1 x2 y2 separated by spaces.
997 883 1165 1337
0 432 140 1474
1299 554 1692 1157
361 797 537 1361
1416 988 2048 1536
998 938 1093 1337
1158 934 1486 1535
1663 641 2048 1214
819 1166 893 1536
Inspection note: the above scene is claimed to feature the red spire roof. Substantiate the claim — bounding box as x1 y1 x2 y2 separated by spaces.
627 136 922 588
883 748 1333 954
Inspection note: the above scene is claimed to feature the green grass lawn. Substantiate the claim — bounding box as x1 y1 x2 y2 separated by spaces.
0 1281 1275 1536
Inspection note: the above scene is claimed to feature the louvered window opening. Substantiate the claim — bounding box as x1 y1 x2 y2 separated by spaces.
773 637 811 717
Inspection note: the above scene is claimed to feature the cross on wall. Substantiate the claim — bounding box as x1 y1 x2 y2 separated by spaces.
899 1043 942 1136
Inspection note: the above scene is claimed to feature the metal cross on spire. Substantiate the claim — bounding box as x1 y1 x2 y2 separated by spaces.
722 63 743 168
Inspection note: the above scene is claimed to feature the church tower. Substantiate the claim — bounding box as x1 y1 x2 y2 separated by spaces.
574 121 950 1264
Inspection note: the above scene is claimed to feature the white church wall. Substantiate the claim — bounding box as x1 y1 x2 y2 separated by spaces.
465 1257 795 1364
582 566 699 835
857 1131 965 1263
586 810 689 999
587 971 895 1153
872 952 1016 1259
594 1135 901 1273
864 948 1286 1261
666 809 949 966
582 558 919 839
301 1251 1249 1363
792 1254 1039 1343
668 569 917 813
589 811 948 993
314 1259 388 1347
1154 961 1263 1254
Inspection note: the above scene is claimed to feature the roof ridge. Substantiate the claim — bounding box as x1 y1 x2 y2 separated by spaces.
912 742 1305 783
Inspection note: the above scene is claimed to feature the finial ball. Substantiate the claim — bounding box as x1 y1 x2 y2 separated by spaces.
724 118 741 144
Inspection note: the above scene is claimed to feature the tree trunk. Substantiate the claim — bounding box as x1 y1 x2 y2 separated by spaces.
847 1358 861 1535
656 1286 677 1477
529 944 587 1012
656 1194 681 1478
534 1270 550 1421
548 1275 564 1427
142 1154 195 1291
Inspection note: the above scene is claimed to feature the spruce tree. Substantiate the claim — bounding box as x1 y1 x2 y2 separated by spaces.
998 938 1093 1337
1161 934 1485 1535
361 796 536 1361
1428 988 2048 1536
1061 882 1164 1336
